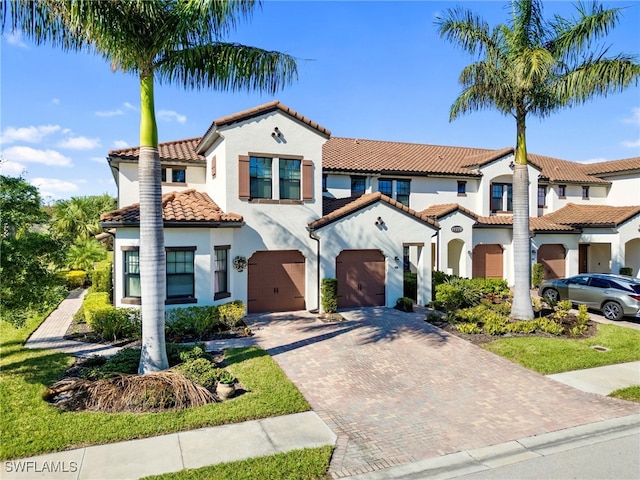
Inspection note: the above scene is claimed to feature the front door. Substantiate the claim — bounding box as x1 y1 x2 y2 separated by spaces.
579 244 589 273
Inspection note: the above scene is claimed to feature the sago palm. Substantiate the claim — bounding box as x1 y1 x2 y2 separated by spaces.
436 0 639 320
3 0 297 372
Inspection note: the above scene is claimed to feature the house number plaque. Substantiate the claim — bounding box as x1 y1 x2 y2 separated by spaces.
451 225 463 233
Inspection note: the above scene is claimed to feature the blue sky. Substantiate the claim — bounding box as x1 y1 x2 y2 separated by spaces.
1 1 639 202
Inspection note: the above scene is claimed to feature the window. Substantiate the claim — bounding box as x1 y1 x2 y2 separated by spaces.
537 186 547 208
322 174 327 192
490 183 512 212
582 186 590 199
172 168 186 183
124 250 140 298
396 180 410 206
161 168 167 182
378 179 393 197
558 185 566 198
457 181 467 196
250 156 273 199
214 246 230 300
166 248 195 299
351 176 365 196
279 159 301 200
589 277 610 289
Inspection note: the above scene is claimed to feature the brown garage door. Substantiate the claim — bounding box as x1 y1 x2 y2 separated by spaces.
537 244 566 279
472 244 503 279
336 250 385 308
247 251 305 313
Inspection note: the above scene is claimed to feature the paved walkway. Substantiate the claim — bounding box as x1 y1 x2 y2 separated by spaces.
245 307 640 479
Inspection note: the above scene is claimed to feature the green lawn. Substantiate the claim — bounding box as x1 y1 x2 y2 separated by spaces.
0 315 310 460
482 324 640 374
142 447 333 480
609 385 640 403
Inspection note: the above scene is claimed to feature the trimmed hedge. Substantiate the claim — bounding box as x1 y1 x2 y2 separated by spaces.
65 270 87 289
321 278 338 313
81 291 139 341
531 263 544 288
92 259 113 298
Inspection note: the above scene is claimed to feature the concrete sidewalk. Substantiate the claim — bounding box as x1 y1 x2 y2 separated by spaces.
1 411 337 480
547 361 640 395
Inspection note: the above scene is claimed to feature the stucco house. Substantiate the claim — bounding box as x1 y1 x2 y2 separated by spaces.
101 101 640 313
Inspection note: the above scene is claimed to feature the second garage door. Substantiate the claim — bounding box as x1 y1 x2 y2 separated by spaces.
247 250 305 313
472 244 504 279
336 250 385 308
537 244 566 279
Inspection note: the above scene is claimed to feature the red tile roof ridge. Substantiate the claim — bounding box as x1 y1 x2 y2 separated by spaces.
581 157 640 176
309 192 439 229
420 203 479 219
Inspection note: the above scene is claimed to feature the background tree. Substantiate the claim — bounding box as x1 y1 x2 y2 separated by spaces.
436 0 639 320
4 1 297 373
0 175 64 326
50 194 116 246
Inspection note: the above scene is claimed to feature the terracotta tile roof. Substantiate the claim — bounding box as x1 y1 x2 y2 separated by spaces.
581 157 640 176
108 138 205 164
322 137 510 176
420 203 478 220
543 203 640 227
210 100 331 137
528 154 610 185
475 215 577 232
323 195 364 216
100 189 243 226
309 192 439 230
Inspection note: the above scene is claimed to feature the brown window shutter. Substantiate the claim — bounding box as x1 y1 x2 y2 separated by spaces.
211 156 216 178
302 160 313 201
238 155 250 199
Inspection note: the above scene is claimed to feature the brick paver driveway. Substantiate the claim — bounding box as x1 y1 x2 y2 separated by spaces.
246 307 638 478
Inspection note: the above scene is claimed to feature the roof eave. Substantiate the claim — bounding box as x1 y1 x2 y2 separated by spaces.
100 220 245 229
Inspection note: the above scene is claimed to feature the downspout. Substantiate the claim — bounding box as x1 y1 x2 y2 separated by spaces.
433 230 440 271
307 227 321 313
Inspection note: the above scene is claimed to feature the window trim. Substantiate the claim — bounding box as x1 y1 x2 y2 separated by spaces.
166 246 196 302
249 156 273 200
161 165 187 185
490 182 513 213
279 158 302 200
123 247 141 301
214 245 231 301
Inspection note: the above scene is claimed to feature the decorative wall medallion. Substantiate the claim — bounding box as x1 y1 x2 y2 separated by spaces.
233 256 247 272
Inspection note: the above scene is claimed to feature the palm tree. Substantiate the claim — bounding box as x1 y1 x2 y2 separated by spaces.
4 1 297 372
436 0 639 320
51 195 116 244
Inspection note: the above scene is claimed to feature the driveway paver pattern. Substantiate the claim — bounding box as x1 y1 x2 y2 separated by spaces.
246 307 639 478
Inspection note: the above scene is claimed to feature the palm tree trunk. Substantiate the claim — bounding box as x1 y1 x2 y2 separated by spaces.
511 114 534 321
137 73 169 373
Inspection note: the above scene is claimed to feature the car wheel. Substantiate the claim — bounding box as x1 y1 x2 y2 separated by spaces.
542 288 559 303
602 301 624 321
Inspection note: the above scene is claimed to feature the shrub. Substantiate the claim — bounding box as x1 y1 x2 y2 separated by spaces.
166 343 207 367
536 317 564 335
432 271 455 300
174 358 222 391
82 292 112 326
482 313 508 335
553 300 573 321
165 306 220 340
426 311 441 323
506 320 537 334
435 277 483 314
456 322 481 334
395 297 413 312
531 263 544 288
218 301 245 328
403 272 417 301
92 259 113 298
65 270 87 289
321 278 338 313
82 347 141 379
91 308 141 341
619 267 633 276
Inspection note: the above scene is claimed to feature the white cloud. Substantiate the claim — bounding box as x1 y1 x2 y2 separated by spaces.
31 178 80 198
623 107 640 126
0 124 61 144
51 98 60 105
2 146 73 167
90 156 106 163
5 30 28 48
158 110 187 124
0 159 26 176
621 138 640 148
96 109 123 117
578 157 608 164
57 136 101 150
113 140 129 149
123 102 137 110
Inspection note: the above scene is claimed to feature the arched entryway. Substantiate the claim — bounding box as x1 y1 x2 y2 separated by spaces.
624 238 640 277
447 239 464 277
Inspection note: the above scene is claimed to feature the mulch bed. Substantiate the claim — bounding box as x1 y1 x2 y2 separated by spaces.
426 310 598 346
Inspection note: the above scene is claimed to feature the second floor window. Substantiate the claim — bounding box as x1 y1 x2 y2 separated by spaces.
279 159 301 200
172 168 186 183
491 183 512 212
558 184 567 198
250 156 273 199
378 178 393 197
457 181 467 195
582 186 590 199
538 186 547 208
322 174 327 192
396 180 410 206
351 176 365 196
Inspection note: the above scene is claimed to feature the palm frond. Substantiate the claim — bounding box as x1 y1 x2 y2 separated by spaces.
435 6 498 58
155 42 298 94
